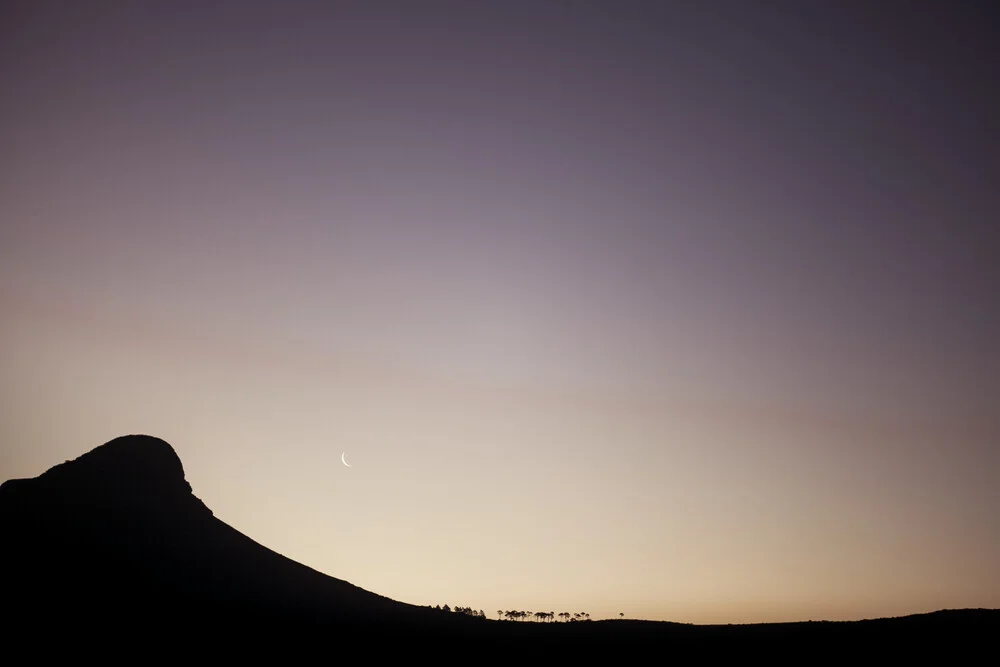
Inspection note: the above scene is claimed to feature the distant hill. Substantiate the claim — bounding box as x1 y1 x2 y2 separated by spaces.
3 435 996 657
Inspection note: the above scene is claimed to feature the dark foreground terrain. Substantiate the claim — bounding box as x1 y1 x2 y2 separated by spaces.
3 435 996 657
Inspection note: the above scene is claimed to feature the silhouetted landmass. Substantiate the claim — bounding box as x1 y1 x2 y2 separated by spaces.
3 435 996 657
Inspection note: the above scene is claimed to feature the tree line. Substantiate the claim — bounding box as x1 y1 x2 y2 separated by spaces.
499 611 591 622
433 605 627 622
431 604 486 618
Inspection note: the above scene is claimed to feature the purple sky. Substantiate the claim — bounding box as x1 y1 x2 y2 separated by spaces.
2 1 998 622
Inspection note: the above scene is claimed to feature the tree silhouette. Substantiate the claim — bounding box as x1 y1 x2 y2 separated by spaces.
445 605 485 619
496 608 580 622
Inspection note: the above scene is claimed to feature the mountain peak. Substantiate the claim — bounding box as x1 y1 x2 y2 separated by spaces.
48 434 190 494
2 434 422 637
2 434 203 514
48 433 185 479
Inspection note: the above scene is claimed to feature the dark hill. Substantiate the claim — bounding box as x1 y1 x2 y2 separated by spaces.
3 435 996 657
1 435 478 647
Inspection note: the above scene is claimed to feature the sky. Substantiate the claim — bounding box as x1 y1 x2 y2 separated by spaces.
2 1 998 624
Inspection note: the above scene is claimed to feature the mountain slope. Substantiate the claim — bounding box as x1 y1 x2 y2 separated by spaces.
3 434 996 656
1 435 464 639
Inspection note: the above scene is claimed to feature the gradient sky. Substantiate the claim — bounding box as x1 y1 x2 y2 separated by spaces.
2 1 998 624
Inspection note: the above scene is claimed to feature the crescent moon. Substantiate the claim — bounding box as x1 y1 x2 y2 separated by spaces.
341 452 352 467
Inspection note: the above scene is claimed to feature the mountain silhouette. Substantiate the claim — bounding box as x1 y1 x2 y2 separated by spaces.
1 435 478 648
3 435 996 657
